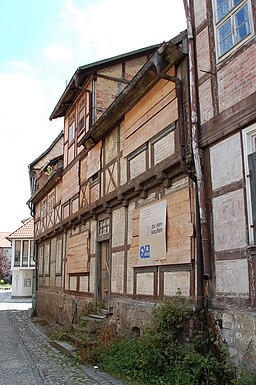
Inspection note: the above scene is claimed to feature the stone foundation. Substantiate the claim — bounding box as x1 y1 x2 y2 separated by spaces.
211 309 256 371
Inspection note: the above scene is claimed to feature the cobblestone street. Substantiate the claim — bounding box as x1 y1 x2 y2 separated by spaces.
0 290 125 385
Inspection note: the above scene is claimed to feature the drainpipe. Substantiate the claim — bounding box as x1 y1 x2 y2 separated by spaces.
183 0 211 281
153 55 204 302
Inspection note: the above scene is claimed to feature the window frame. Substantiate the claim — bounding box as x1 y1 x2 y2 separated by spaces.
14 240 21 267
214 0 253 59
56 238 63 275
22 240 29 267
44 242 51 276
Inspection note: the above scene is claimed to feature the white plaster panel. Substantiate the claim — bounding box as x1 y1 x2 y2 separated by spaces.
153 131 175 164
210 133 243 190
112 208 125 247
212 189 247 251
215 259 249 296
79 276 89 292
164 271 190 297
126 264 134 295
69 276 77 291
111 252 124 294
137 273 154 295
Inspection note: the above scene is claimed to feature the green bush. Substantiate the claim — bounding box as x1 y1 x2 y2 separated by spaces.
90 298 241 385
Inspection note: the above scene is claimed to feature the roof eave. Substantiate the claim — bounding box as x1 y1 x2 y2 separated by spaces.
78 40 185 148
49 44 161 121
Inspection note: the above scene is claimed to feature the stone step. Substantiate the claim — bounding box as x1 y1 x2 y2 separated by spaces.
67 333 96 348
52 340 76 357
88 313 107 320
81 315 107 323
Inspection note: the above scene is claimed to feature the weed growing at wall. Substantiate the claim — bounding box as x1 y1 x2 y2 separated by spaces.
91 298 249 385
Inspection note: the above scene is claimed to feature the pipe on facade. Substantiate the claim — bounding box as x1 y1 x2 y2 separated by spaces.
183 0 211 281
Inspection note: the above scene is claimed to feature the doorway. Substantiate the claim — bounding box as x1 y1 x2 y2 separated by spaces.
99 240 110 306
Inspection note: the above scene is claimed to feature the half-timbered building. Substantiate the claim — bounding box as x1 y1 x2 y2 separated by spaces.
28 31 200 331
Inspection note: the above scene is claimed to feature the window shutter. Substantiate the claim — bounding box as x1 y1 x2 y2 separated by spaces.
248 152 256 243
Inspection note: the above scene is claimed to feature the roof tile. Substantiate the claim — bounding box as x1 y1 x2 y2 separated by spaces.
7 218 34 240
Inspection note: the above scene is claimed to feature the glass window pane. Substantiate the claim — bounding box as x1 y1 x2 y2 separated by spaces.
235 4 250 42
217 0 230 21
14 240 21 267
219 19 233 56
233 0 242 6
22 241 29 267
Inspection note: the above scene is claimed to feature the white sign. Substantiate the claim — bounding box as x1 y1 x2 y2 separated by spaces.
139 200 167 261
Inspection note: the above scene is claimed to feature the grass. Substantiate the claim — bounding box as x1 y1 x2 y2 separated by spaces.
0 283 12 289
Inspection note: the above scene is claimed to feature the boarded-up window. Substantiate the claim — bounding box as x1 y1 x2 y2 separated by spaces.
87 141 102 179
123 72 177 157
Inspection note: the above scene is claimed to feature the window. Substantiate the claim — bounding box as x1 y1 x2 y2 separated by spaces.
215 0 252 57
98 218 110 236
56 238 63 275
243 124 256 244
41 199 47 218
14 240 21 267
69 121 76 143
44 243 50 276
22 240 29 267
47 191 55 212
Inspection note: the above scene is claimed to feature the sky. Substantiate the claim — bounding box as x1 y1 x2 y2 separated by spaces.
0 0 186 232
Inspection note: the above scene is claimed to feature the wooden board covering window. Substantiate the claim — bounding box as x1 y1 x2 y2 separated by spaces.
87 141 102 179
123 67 178 157
66 230 89 274
130 187 194 266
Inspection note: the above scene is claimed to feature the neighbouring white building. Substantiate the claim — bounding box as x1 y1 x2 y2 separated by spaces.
7 218 35 297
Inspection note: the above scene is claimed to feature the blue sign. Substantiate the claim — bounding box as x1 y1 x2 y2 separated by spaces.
140 244 150 259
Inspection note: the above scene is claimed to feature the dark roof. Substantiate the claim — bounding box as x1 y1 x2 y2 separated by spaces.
49 43 161 121
78 31 187 148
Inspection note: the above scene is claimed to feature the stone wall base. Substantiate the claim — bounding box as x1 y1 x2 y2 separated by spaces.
211 308 256 371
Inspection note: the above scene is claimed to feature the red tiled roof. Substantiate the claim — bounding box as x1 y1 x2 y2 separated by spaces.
0 232 11 248
7 218 34 240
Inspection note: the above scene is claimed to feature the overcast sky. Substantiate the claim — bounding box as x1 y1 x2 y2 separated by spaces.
0 0 186 232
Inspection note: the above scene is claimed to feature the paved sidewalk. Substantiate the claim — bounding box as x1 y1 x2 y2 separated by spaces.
0 290 126 385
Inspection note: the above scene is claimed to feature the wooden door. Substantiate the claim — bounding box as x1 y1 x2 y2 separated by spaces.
99 241 109 305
